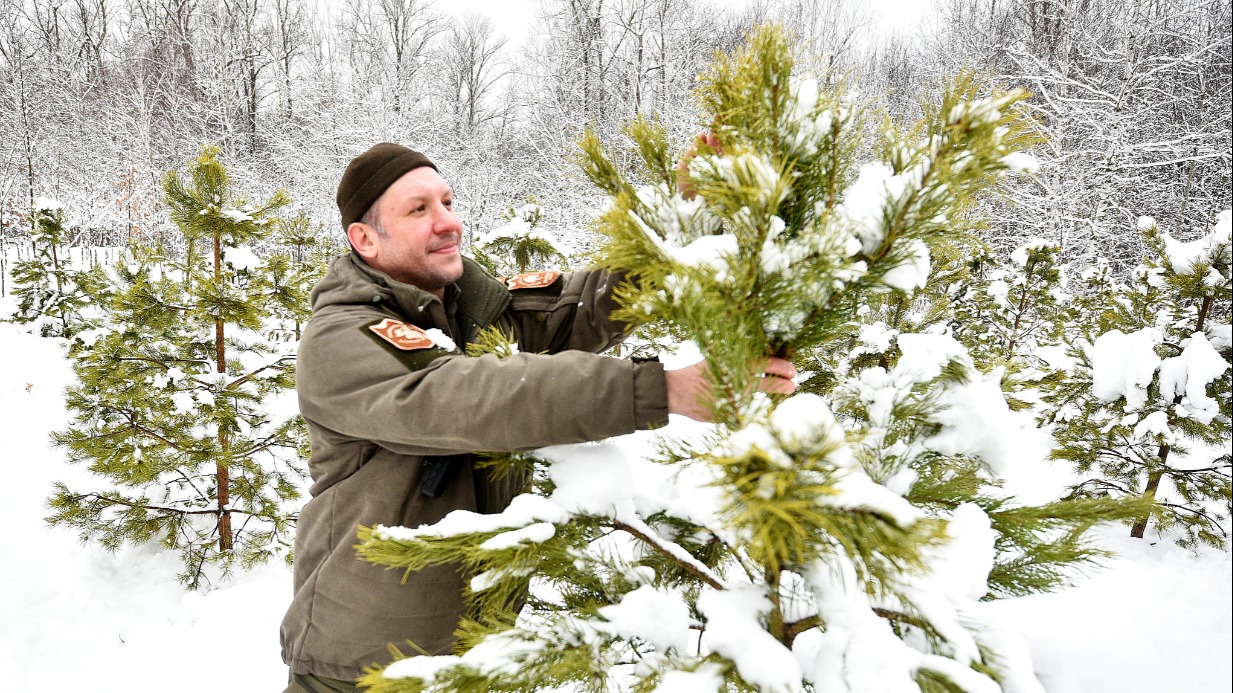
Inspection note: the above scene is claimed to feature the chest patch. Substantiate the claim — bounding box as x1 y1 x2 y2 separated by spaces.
369 318 437 350
504 270 561 290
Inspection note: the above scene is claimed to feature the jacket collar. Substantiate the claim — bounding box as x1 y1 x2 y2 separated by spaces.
338 253 510 332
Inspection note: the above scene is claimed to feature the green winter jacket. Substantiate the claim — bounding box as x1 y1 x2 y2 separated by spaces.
280 253 668 681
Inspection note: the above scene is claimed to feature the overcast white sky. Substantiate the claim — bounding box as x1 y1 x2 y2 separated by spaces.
441 0 933 52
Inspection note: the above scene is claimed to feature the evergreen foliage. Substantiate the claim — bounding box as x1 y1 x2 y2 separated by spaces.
8 200 107 338
1041 211 1232 548
264 211 340 342
354 26 1148 692
942 239 1070 410
472 200 569 277
947 240 1068 371
45 146 310 588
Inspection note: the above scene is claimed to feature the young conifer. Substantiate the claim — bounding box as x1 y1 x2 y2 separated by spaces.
8 199 107 338
353 26 1138 692
472 199 569 277
264 211 337 342
46 146 309 588
943 239 1070 410
1041 211 1232 548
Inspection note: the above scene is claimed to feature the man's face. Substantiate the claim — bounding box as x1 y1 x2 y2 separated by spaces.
353 167 464 296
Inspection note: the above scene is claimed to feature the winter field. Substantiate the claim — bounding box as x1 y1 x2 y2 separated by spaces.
0 299 1229 692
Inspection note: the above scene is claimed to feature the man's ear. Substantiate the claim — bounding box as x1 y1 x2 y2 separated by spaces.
347 222 379 261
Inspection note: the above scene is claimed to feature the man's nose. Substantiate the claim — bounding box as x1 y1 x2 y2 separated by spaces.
433 205 461 234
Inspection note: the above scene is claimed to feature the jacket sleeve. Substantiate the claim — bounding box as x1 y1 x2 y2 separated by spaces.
297 307 668 457
501 267 635 355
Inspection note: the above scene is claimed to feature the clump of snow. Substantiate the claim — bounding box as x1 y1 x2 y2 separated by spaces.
803 553 934 692
1131 410 1172 443
1158 209 1232 276
1001 152 1040 174
33 197 64 213
896 333 968 382
538 443 637 516
633 183 723 248
1157 333 1230 424
424 328 456 351
596 584 695 653
836 163 902 255
780 77 841 158
1089 328 1162 410
854 322 898 357
767 393 847 456
375 493 567 541
698 585 803 692
921 503 997 603
665 233 738 275
653 663 725 693
926 370 1046 476
689 151 786 207
170 391 196 415
1010 238 1059 266
478 522 556 550
219 206 255 223
880 238 931 292
223 245 262 271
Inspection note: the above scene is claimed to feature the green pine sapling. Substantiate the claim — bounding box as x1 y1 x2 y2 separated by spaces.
8 199 107 338
472 199 569 277
354 26 1139 693
46 146 309 588
1042 211 1231 548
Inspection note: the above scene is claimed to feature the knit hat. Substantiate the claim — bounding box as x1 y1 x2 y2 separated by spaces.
336 143 437 228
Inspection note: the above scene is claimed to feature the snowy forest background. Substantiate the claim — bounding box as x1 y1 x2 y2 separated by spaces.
0 0 1228 264
1 0 1231 691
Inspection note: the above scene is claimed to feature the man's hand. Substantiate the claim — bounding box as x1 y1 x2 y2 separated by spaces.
676 131 722 200
666 356 798 422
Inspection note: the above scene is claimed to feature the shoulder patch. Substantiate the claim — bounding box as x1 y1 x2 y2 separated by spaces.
504 270 561 291
369 318 436 351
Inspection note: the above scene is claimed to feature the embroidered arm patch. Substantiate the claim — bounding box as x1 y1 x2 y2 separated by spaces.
369 318 447 350
363 318 456 371
504 271 561 291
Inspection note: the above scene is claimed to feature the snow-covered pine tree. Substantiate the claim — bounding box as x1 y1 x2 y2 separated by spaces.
1041 211 1232 548
8 198 107 338
472 199 569 277
263 211 337 342
947 240 1067 371
352 26 1138 692
940 239 1070 410
46 146 309 588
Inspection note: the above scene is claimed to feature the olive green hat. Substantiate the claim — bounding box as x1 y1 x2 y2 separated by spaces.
336 143 437 229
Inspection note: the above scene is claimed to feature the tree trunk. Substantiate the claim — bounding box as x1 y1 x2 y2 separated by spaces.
1130 444 1168 538
213 233 233 551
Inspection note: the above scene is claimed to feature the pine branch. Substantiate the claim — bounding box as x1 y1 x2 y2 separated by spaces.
225 355 294 390
611 519 724 590
60 491 266 518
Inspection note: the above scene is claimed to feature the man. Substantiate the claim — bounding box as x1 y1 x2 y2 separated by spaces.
281 143 795 691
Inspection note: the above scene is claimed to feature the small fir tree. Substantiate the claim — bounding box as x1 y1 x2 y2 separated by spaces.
942 239 1070 410
471 199 569 277
1041 211 1232 548
354 27 1140 692
948 240 1068 371
8 199 107 338
263 211 337 342
46 146 309 588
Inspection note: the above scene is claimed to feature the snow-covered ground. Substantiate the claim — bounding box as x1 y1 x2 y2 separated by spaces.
1 318 1229 692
